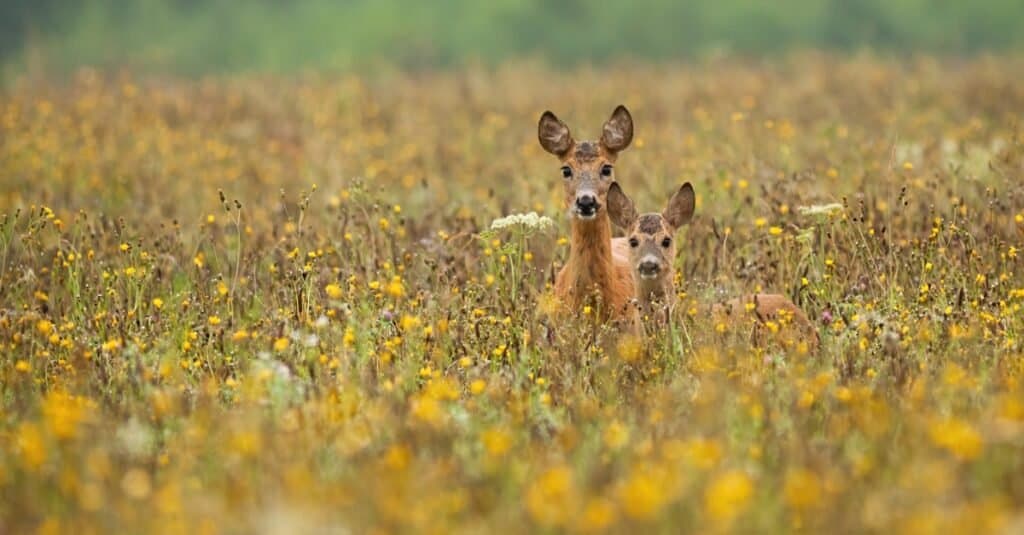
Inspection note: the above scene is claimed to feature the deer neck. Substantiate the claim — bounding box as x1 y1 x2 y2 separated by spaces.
567 215 616 302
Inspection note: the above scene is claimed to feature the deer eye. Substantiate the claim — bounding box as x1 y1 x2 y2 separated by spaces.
561 166 573 179
600 164 613 177
661 237 672 248
629 237 639 248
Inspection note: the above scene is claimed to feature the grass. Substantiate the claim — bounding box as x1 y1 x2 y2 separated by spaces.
1 55 1024 533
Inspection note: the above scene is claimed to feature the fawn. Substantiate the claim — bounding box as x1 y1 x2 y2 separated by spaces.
537 105 638 328
606 181 694 322
608 182 820 352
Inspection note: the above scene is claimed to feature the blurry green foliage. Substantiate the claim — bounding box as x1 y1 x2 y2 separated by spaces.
3 0 1024 74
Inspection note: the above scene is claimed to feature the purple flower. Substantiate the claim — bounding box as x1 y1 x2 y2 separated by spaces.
820 309 833 325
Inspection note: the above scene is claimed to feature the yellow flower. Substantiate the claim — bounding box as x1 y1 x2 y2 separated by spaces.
616 335 643 363
36 319 54 335
618 464 675 520
386 277 405 298
342 326 356 348
784 468 822 510
15 360 32 373
470 379 486 395
273 337 290 352
929 418 983 460
705 470 754 521
603 420 630 450
16 422 46 471
579 497 617 532
525 466 577 528
325 283 343 299
208 316 221 326
754 217 768 228
481 427 512 458
400 314 421 331
152 297 164 309
769 226 783 236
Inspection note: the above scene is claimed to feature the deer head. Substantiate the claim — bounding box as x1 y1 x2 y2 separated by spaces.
537 105 634 221
608 182 695 282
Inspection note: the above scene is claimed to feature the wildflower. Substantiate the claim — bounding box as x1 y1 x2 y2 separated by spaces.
481 427 512 458
42 391 94 440
769 226 783 236
325 283 343 299
470 379 486 395
754 217 768 228
386 277 405 298
101 338 122 352
705 470 754 522
616 335 643 363
618 465 674 520
929 418 983 460
16 422 46 471
273 337 290 352
784 468 822 510
603 420 630 450
488 212 554 232
797 203 843 217
152 297 164 309
121 468 152 500
525 466 576 528
580 498 617 532
400 314 421 331
36 319 54 335
410 395 444 426
15 360 31 373
232 329 249 342
208 316 221 326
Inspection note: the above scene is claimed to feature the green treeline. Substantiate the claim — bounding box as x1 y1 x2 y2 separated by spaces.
3 0 1023 73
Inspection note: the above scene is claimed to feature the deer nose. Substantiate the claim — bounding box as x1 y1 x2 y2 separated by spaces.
637 259 661 277
575 194 598 215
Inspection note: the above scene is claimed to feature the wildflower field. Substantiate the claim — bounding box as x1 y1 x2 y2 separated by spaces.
2 56 1024 533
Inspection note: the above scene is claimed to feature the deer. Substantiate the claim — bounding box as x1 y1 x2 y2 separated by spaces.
537 106 639 331
605 181 694 325
607 181 820 353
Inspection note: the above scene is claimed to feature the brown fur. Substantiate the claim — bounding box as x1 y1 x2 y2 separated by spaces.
539 106 639 330
712 294 820 353
608 182 692 322
609 182 820 352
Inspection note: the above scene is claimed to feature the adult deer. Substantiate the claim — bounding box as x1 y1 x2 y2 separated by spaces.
538 106 638 329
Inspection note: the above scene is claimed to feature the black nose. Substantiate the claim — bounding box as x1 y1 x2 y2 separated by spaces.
576 195 597 213
638 261 660 275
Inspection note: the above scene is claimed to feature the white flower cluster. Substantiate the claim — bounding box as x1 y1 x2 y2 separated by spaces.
797 203 844 217
489 212 554 232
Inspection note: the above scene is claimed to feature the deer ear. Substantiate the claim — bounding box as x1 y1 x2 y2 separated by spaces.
538 111 573 157
600 105 633 153
663 182 695 229
607 182 638 230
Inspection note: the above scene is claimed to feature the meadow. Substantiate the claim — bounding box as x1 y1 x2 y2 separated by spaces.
2 55 1024 533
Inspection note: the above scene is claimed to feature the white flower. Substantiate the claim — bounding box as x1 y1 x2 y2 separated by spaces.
489 212 554 232
797 203 844 217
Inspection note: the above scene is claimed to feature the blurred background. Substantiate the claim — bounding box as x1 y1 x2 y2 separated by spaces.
3 0 1024 77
